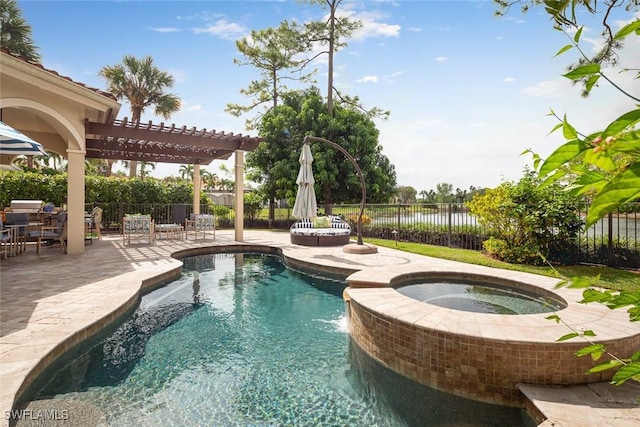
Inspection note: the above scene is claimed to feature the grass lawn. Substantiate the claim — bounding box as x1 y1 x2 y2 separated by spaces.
364 238 640 292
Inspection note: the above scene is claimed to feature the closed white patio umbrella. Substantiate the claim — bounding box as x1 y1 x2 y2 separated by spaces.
292 142 317 219
0 120 47 156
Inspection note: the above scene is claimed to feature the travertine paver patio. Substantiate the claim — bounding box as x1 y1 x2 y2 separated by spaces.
0 230 638 427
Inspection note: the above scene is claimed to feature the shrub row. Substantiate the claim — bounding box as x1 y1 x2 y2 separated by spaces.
361 225 485 251
0 172 209 208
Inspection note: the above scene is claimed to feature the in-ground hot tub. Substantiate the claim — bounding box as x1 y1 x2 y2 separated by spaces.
344 267 640 407
394 277 566 315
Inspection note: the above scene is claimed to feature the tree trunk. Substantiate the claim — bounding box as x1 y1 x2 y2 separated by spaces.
327 1 336 117
130 108 142 178
268 197 275 228
129 161 138 178
323 186 333 215
105 159 114 177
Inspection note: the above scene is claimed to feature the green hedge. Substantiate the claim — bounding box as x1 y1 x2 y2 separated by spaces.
0 172 209 208
361 224 485 251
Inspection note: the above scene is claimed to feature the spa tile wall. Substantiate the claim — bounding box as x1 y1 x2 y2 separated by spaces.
345 299 639 407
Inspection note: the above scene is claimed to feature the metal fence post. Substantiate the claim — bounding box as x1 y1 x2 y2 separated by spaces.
607 212 613 266
447 203 452 247
397 202 401 244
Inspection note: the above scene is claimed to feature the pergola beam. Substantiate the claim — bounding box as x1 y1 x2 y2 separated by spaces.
86 119 261 152
85 151 220 165
86 139 233 160
84 118 261 165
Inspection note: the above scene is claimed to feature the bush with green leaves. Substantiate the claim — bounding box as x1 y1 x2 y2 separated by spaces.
0 172 210 207
495 0 639 389
362 224 484 250
212 204 231 218
0 171 67 207
243 191 264 220
467 171 584 264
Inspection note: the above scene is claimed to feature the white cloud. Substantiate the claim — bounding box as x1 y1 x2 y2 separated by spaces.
502 17 526 24
504 77 515 83
192 20 246 40
408 27 422 32
435 56 447 62
149 27 180 33
357 75 379 83
384 71 404 83
521 78 572 98
335 9 401 40
186 104 202 112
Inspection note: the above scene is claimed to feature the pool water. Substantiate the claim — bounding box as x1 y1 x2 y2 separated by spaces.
33 253 529 426
395 279 564 314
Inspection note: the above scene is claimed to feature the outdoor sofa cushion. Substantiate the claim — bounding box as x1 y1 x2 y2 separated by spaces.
291 215 350 230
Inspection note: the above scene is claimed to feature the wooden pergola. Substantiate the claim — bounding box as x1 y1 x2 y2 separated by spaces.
85 118 262 165
85 118 264 244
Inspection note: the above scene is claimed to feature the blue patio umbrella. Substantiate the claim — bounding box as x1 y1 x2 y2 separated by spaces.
0 120 47 156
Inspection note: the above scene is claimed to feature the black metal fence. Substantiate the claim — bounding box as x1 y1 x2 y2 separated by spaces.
578 206 639 268
332 203 486 250
85 203 213 235
90 201 639 268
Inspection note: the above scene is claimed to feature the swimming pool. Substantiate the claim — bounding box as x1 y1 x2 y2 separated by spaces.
30 253 528 426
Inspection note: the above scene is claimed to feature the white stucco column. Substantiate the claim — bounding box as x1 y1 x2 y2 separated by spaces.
193 164 200 214
234 150 244 241
66 149 85 254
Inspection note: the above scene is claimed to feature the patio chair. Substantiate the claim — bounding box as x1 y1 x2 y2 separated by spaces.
185 214 215 240
4 212 29 255
27 211 68 254
0 216 13 259
91 206 103 240
122 214 154 245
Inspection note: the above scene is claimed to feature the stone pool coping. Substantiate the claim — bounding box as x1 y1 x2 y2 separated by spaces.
345 263 637 343
0 231 638 426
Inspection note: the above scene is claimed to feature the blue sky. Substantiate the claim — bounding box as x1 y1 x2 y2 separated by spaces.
19 0 639 193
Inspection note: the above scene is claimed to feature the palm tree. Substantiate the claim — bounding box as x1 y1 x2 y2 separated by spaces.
201 170 220 190
179 164 194 181
139 161 156 179
0 0 41 62
35 151 65 171
11 154 33 170
85 158 108 176
103 159 129 177
161 176 182 184
219 178 235 192
200 169 219 190
99 55 181 178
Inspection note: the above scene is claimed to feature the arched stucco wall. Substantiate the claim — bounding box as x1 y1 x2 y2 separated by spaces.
2 98 88 254
1 98 85 152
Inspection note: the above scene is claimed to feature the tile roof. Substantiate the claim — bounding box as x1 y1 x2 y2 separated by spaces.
1 47 117 101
